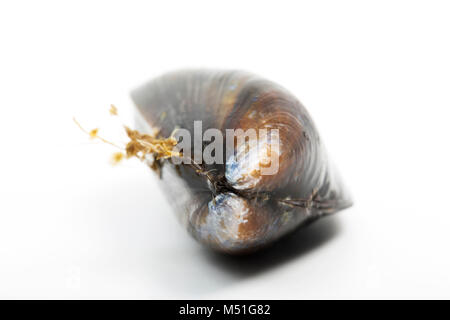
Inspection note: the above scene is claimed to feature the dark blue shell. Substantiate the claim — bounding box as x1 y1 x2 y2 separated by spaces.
131 70 352 253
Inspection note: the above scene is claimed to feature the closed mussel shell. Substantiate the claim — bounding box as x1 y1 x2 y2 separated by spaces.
131 70 352 253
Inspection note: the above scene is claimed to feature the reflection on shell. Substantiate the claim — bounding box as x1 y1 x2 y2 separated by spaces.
131 70 352 254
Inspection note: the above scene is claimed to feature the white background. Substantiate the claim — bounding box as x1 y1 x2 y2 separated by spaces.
0 0 449 299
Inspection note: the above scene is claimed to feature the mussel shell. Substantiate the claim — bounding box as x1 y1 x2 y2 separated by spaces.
131 70 351 254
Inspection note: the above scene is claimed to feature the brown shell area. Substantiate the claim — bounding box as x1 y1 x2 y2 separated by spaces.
131 70 351 253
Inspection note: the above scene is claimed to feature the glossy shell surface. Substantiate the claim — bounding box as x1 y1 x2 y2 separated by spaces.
131 70 351 253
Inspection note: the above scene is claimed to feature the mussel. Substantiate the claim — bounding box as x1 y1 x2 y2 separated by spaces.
130 70 352 254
